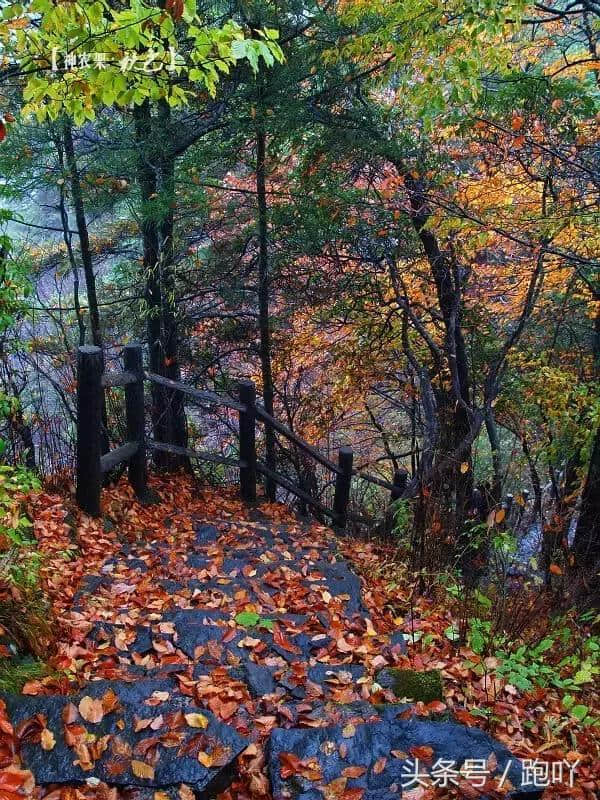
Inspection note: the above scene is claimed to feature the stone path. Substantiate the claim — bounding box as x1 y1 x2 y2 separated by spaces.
2 513 543 799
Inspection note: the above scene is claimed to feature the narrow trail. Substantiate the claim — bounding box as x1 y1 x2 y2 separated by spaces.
1 478 544 799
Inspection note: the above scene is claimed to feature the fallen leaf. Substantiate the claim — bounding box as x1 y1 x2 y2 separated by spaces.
131 760 155 780
184 713 209 729
41 728 56 751
78 696 104 724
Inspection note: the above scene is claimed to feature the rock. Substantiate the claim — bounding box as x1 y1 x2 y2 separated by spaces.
2 679 247 796
268 715 543 800
194 524 219 544
307 664 365 686
245 662 276 697
376 667 443 703
316 560 365 615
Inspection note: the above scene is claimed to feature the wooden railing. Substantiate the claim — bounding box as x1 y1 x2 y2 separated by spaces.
76 344 404 526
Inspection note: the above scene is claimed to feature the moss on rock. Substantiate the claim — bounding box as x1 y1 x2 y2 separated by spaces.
377 667 443 703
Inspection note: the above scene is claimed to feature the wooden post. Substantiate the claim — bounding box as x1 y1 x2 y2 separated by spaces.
123 343 148 500
333 446 353 530
238 380 257 503
76 346 103 516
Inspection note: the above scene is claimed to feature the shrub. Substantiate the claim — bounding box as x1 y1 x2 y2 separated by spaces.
0 465 52 658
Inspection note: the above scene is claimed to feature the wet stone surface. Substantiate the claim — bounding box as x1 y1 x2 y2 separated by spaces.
268 714 544 800
2 679 247 794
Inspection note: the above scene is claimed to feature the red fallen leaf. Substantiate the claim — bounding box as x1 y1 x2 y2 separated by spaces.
105 758 128 777
133 736 160 758
273 625 301 654
178 732 210 759
453 709 478 727
279 751 302 778
64 724 87 747
160 731 185 748
208 744 232 767
0 789 26 800
373 757 387 774
409 745 434 762
454 778 484 799
249 771 269 795
0 736 15 769
425 700 446 713
342 766 366 778
111 736 132 758
89 734 110 761
15 714 46 745
215 701 237 721
0 122 6 143
62 703 79 725
164 710 186 730
0 767 34 793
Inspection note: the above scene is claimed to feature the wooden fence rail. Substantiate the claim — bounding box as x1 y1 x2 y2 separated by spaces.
76 344 402 527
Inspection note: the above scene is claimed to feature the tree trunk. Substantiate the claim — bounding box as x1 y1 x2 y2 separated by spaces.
404 176 478 576
157 102 189 470
256 123 276 500
572 305 600 567
61 122 109 455
572 425 600 565
134 101 188 471
485 410 503 507
62 121 102 348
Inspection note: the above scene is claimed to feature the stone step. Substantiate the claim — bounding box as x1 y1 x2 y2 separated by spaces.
268 711 543 800
2 679 247 797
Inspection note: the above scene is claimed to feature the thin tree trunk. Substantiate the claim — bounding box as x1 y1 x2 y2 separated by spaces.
256 122 276 500
158 101 189 470
485 410 503 507
62 121 102 348
522 434 543 522
60 122 112 457
572 425 600 565
134 101 165 465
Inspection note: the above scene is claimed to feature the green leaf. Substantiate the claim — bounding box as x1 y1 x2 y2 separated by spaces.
235 611 260 627
571 704 589 722
444 625 460 643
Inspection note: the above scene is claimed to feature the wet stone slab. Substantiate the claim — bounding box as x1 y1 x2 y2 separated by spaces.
268 714 544 800
2 679 247 794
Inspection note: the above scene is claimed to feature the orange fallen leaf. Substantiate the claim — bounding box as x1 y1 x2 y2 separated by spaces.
131 760 155 780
